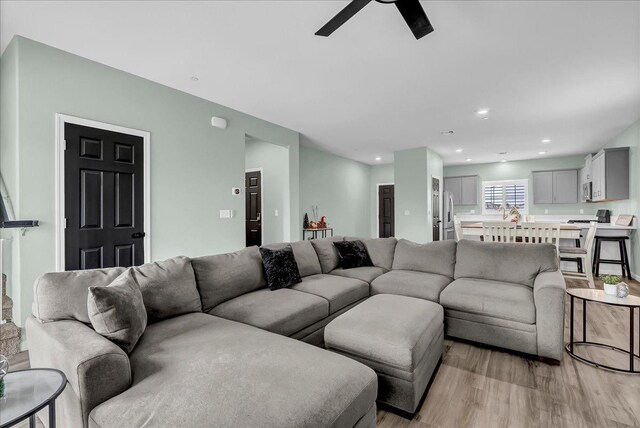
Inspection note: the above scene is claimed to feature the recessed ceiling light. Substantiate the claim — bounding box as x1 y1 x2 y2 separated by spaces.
538 151 547 155
455 149 463 153
482 117 489 120
476 109 490 115
501 159 507 163
465 158 472 162
375 157 381 161
541 139 551 143
190 76 199 81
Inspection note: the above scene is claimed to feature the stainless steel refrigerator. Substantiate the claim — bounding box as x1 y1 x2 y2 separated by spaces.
443 191 455 240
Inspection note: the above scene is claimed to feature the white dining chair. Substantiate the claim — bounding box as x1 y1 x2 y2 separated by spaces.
520 222 563 253
454 219 463 242
559 221 597 288
481 221 517 243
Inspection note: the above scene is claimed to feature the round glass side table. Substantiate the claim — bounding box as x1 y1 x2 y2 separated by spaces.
566 288 640 373
0 368 67 428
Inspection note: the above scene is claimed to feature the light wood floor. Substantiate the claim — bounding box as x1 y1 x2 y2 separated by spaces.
9 278 640 428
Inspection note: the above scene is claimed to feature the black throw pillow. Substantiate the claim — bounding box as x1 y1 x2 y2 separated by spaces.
334 240 373 269
259 245 302 290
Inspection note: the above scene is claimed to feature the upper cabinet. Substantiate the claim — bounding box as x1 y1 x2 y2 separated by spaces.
532 169 579 204
591 147 629 202
444 175 478 206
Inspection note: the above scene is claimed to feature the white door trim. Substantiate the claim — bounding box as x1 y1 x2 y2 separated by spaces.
376 182 394 238
55 113 151 271
245 167 264 244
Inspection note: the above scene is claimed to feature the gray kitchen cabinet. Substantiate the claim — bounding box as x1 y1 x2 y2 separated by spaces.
444 177 461 205
552 170 578 203
460 176 478 205
444 175 478 206
532 169 578 204
591 147 629 201
532 171 553 204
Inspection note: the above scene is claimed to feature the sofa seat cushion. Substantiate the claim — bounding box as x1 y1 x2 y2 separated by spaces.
370 270 451 302
292 274 369 314
329 266 387 284
440 278 536 324
209 289 329 336
89 313 377 428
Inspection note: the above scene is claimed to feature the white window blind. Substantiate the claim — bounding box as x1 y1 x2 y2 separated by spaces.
482 180 528 214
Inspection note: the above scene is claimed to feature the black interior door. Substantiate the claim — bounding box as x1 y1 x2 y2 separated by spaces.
65 123 144 270
432 177 441 241
378 185 394 238
245 171 262 246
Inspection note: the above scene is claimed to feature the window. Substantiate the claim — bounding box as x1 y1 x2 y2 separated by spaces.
482 179 528 214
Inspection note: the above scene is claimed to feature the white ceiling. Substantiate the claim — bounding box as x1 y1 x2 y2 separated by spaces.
2 1 639 165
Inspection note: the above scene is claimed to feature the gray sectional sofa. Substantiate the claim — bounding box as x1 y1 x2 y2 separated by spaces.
27 236 565 428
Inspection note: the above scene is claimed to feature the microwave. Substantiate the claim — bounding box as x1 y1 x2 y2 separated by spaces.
582 182 592 201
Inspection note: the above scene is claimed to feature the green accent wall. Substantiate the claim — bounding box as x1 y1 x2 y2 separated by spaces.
299 145 371 238
393 147 443 243
245 138 290 244
0 36 300 339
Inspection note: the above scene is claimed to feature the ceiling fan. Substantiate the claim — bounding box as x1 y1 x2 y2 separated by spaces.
315 0 434 40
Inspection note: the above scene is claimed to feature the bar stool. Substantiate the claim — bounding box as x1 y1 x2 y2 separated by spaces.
560 222 597 288
592 235 632 279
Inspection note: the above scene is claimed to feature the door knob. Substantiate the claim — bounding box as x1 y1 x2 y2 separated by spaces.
132 232 146 239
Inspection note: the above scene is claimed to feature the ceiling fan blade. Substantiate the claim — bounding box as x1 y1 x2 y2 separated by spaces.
315 0 373 37
394 0 434 40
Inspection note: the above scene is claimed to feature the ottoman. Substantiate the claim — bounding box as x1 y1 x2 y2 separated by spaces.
324 294 444 414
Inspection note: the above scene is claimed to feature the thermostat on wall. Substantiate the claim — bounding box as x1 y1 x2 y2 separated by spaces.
231 187 241 195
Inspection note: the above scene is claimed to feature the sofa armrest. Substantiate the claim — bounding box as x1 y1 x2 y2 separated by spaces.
26 315 131 427
533 270 566 361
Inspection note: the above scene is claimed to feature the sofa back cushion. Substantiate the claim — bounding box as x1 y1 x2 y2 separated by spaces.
454 240 558 287
263 241 322 277
33 267 127 323
132 256 201 323
192 246 266 312
361 238 397 270
310 236 344 273
392 239 457 278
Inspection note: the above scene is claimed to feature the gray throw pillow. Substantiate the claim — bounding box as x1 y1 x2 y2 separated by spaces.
88 270 147 353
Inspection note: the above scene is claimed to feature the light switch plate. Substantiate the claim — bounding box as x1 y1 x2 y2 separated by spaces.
219 209 234 219
470 210 475 214
580 209 584 214
404 210 411 216
274 210 279 217
544 209 549 214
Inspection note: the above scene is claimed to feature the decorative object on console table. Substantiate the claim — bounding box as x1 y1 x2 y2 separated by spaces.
318 216 328 229
602 275 619 296
1 273 21 357
617 282 630 298
303 213 309 229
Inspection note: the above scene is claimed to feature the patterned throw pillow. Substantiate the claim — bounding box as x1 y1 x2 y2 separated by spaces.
333 240 373 269
259 245 303 290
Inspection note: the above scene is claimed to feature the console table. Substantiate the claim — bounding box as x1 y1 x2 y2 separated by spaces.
566 288 640 373
303 228 333 240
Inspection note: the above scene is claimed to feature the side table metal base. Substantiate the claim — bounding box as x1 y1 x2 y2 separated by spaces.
565 342 640 374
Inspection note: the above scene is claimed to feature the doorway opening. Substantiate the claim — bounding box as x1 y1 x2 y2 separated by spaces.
244 135 289 246
377 184 395 238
